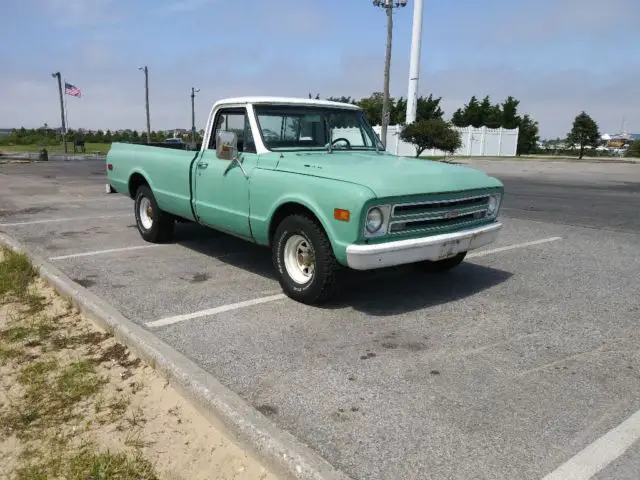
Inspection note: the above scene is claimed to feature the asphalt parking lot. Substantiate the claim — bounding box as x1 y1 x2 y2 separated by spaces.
1 158 639 480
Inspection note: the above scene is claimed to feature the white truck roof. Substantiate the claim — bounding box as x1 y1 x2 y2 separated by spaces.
212 96 362 110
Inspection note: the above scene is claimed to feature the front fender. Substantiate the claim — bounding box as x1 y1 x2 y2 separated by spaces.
249 170 376 265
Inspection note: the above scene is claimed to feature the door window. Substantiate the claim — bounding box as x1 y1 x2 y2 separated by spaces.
208 107 256 153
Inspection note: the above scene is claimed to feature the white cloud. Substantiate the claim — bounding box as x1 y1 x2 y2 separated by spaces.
2 0 638 138
459 0 638 46
2 54 637 139
156 0 216 14
40 0 117 26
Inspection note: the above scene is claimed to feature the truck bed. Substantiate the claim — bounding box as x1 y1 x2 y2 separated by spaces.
106 142 199 221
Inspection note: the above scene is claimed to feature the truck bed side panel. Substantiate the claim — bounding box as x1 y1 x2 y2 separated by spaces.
107 142 197 221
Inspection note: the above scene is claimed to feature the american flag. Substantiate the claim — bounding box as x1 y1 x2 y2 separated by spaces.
64 82 81 98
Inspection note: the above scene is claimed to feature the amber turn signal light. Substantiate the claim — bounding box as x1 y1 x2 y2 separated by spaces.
334 208 350 222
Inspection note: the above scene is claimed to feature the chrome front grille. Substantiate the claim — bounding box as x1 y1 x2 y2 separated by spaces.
388 194 491 235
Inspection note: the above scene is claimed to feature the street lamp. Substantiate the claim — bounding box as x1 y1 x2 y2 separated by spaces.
191 87 200 143
373 0 407 150
138 66 151 143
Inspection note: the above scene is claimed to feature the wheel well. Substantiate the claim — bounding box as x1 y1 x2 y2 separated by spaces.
128 173 148 199
268 202 323 245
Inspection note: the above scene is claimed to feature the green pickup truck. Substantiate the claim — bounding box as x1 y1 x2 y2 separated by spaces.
105 96 504 304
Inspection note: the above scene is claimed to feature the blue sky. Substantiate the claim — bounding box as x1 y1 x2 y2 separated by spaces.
1 0 639 138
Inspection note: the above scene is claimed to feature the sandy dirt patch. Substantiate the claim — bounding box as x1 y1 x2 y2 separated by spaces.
0 247 278 479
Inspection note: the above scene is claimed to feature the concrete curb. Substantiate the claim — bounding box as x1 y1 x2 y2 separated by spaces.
0 232 353 480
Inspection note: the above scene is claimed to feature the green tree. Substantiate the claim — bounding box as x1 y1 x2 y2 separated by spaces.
477 96 502 129
451 96 483 127
400 119 462 158
356 92 385 126
625 141 640 158
501 96 521 129
516 114 540 155
416 94 444 122
567 111 600 159
326 96 357 105
391 97 407 124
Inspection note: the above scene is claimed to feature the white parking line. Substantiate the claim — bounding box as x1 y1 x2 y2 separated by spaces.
540 408 640 480
50 244 161 261
468 236 562 258
146 294 287 328
146 235 563 329
13 196 127 206
0 213 130 227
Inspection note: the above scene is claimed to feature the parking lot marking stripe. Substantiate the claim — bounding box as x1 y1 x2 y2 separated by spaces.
540 408 640 480
144 236 564 328
50 244 162 261
146 294 287 328
0 213 130 227
468 236 562 258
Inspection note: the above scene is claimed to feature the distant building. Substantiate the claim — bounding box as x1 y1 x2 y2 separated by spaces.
0 128 13 137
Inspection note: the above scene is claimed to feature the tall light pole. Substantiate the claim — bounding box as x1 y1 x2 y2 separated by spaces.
51 72 67 153
138 66 151 143
373 0 407 150
191 87 200 143
406 0 424 125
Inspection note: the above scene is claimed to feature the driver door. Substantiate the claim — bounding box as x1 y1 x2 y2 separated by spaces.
193 107 257 240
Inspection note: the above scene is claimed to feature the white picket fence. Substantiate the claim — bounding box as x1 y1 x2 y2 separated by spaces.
332 125 519 157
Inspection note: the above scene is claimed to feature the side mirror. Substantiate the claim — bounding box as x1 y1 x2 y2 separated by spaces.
216 130 238 160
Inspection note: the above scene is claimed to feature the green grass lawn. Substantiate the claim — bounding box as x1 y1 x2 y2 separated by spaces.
0 143 111 154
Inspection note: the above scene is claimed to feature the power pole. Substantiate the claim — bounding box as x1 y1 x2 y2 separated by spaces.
139 66 151 142
406 0 424 125
51 72 67 153
373 0 407 150
381 4 393 149
191 87 200 143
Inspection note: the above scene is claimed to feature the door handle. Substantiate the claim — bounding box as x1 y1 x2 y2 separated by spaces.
197 161 208 169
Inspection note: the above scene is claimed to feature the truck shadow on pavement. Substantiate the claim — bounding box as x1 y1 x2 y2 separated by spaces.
172 224 513 316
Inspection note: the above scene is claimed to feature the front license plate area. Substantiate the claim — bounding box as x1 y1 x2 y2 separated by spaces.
437 239 461 260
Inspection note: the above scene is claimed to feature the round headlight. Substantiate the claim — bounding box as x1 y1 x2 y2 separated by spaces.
487 195 499 216
365 207 383 233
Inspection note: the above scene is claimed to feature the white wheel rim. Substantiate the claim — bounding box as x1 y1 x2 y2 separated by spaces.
283 234 315 284
139 197 153 230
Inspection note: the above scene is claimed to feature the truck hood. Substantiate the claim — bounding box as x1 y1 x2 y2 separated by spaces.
275 151 502 197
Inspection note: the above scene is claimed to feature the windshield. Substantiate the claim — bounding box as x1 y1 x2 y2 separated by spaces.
253 104 382 152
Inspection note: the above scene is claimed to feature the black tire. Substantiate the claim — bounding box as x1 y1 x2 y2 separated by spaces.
134 184 174 243
414 252 467 273
272 214 342 305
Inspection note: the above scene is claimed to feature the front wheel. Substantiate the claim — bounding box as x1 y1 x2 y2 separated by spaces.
134 185 174 243
272 214 342 305
414 252 467 273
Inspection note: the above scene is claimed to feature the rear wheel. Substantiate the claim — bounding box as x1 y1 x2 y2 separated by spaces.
272 214 342 305
134 185 174 243
414 252 466 273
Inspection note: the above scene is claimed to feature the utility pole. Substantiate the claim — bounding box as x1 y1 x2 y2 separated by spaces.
406 0 424 125
191 87 200 143
139 66 151 142
373 0 407 150
51 72 67 153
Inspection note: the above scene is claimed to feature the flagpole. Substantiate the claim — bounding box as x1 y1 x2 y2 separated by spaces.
64 95 69 132
63 79 70 154
51 72 67 153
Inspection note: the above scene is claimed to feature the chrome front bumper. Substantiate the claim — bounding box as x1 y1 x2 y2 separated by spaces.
345 222 503 270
